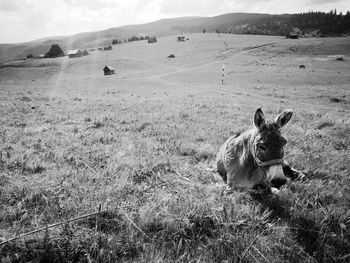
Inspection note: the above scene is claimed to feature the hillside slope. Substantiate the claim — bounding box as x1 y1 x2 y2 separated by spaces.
1 11 350 63
0 13 271 63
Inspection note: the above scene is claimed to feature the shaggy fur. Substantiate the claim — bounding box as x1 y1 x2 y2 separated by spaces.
217 108 305 191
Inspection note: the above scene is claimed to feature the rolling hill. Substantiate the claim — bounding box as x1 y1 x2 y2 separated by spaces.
1 11 349 63
0 13 271 63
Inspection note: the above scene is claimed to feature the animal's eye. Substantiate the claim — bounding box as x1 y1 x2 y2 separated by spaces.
258 144 266 151
281 137 288 145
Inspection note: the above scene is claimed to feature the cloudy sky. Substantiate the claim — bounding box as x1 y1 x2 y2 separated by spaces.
1 0 349 43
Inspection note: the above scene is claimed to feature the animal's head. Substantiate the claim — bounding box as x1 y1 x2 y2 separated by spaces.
253 108 292 189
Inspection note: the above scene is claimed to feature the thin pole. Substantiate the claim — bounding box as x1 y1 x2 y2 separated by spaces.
221 64 225 85
0 210 101 246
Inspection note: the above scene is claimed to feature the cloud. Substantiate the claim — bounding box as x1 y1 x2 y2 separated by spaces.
307 0 344 4
305 0 350 13
158 0 296 16
159 0 226 16
0 0 20 12
61 0 116 11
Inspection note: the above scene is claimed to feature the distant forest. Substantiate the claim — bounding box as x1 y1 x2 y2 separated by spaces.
112 35 150 45
112 11 350 46
226 10 350 37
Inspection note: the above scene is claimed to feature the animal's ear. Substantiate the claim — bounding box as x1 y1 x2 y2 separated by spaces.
275 109 293 128
254 108 266 129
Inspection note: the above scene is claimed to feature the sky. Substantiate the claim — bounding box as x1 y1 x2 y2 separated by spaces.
0 0 349 43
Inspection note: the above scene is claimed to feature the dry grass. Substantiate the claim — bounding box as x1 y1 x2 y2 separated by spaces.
0 33 349 262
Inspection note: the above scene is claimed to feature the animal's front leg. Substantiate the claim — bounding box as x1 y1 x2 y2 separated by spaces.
223 169 248 195
282 162 305 181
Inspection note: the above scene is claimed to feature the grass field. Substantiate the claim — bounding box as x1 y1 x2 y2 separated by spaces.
0 33 350 262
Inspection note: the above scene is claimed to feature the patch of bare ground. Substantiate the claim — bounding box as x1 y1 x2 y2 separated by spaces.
0 33 349 262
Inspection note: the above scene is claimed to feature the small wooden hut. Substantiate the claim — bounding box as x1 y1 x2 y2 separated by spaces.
103 66 115 75
148 37 157 43
103 45 112 51
67 49 82 58
286 32 299 39
177 36 185 42
45 44 64 58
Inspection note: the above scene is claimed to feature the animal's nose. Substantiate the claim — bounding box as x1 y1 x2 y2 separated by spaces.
270 177 287 189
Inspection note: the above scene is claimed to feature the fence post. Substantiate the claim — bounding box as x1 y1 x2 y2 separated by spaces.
221 64 225 85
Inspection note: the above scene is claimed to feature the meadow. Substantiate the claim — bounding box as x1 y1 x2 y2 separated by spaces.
0 33 349 262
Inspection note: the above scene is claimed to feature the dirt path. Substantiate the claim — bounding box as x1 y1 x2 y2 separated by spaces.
140 42 279 81
130 42 350 114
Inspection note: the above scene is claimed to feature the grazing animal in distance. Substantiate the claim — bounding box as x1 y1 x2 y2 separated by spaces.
216 108 305 193
299 65 306 69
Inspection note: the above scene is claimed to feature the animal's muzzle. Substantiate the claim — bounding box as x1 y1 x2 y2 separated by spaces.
270 177 287 188
266 165 287 189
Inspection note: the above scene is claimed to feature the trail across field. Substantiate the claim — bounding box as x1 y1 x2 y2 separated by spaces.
119 36 349 113
141 41 279 80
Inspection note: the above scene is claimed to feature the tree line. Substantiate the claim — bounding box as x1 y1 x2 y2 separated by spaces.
227 10 350 37
112 35 150 45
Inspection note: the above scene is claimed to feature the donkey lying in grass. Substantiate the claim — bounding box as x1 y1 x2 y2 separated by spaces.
217 108 305 194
